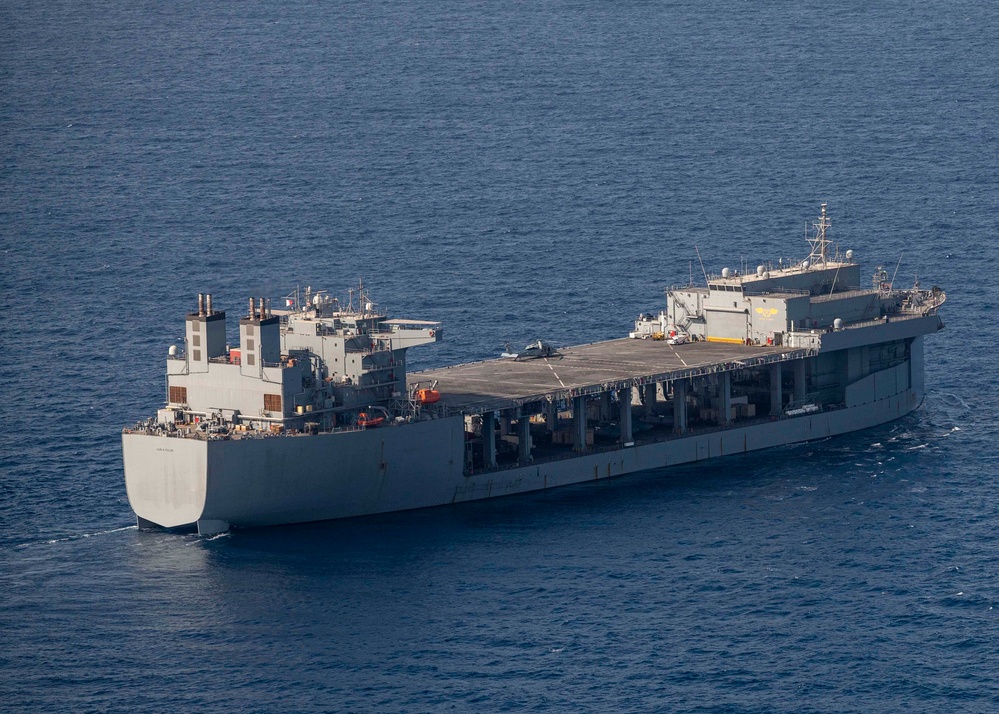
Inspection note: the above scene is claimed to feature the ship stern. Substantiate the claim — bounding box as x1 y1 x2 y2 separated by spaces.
122 433 208 529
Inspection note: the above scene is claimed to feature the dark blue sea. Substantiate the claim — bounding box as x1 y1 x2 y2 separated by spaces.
2 0 998 711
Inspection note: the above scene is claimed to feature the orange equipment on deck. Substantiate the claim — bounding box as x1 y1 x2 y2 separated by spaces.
357 412 384 428
416 388 441 404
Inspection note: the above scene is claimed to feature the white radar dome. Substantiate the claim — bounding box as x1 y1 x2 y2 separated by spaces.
168 344 179 357
756 265 765 276
833 318 844 330
721 267 731 278
846 249 854 260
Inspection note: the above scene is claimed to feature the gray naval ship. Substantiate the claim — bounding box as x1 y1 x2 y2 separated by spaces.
123 206 946 534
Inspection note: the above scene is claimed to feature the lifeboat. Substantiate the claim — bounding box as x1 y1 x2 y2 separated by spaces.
357 412 384 428
416 388 441 404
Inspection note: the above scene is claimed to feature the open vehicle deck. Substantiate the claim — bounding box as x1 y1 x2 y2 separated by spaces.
414 339 811 413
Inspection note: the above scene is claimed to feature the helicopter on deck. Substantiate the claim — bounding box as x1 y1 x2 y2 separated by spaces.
501 340 561 361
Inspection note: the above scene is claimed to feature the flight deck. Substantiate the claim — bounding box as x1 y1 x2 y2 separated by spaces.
413 339 813 414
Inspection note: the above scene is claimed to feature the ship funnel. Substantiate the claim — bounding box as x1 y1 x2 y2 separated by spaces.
206 293 213 315
249 297 256 319
259 297 266 319
198 293 205 316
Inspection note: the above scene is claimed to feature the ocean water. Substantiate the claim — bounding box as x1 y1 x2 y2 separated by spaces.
2 0 998 711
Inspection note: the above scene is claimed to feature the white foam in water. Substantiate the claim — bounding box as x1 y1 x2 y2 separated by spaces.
186 532 231 545
44 525 137 545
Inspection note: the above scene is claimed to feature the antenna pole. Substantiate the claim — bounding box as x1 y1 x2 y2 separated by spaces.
889 253 904 291
695 245 710 286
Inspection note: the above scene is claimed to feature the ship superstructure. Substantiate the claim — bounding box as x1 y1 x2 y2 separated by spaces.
124 206 945 535
157 285 441 436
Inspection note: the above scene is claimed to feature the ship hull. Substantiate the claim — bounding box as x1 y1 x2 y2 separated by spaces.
123 383 922 535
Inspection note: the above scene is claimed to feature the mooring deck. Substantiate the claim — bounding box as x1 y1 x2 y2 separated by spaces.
412 339 810 413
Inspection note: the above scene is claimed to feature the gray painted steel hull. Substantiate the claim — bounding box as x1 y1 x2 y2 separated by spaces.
123 383 922 533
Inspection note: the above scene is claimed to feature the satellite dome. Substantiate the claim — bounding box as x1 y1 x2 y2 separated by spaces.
721 267 731 279
168 344 179 357
756 265 765 276
845 249 854 261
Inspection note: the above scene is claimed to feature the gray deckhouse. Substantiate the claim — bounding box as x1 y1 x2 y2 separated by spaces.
163 288 441 432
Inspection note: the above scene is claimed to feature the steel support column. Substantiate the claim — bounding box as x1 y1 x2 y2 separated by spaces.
483 411 497 468
500 412 512 437
518 410 531 464
718 371 732 425
794 358 807 403
770 363 783 416
673 378 688 434
573 395 587 452
618 387 633 444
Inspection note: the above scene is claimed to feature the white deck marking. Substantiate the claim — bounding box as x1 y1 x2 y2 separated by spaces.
544 358 567 388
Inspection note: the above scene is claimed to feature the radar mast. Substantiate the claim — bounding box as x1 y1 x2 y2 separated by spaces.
808 203 832 266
